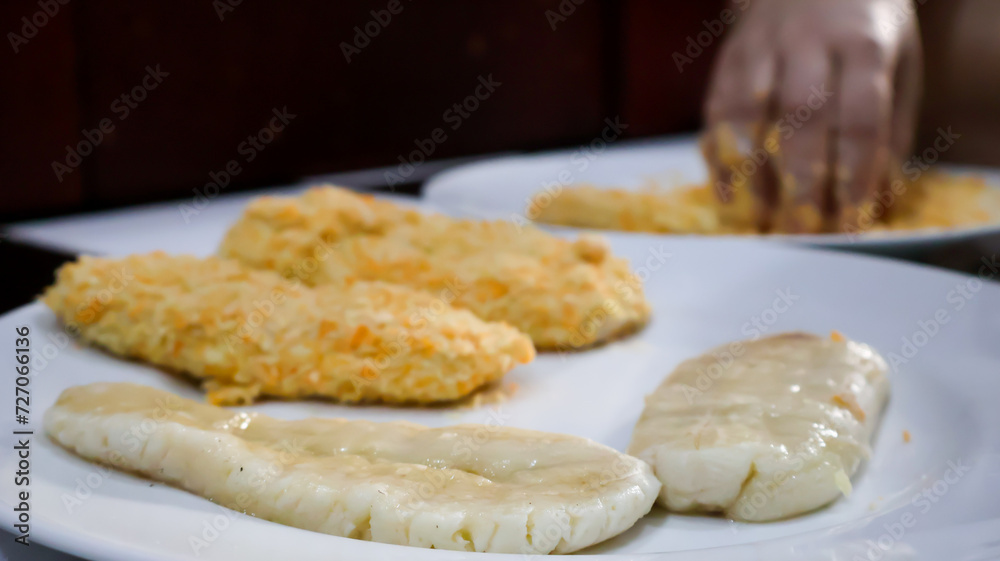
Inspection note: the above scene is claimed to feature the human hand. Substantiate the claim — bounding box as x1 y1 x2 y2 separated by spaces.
701 0 922 233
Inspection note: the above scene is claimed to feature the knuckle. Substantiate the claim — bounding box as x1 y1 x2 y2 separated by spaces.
788 160 827 186
842 74 890 112
716 39 747 68
840 121 880 140
779 84 820 114
706 88 761 123
705 98 729 123
842 33 891 65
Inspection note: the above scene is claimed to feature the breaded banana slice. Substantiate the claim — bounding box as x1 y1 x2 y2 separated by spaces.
46 383 660 554
217 186 651 350
629 332 889 521
42 252 533 405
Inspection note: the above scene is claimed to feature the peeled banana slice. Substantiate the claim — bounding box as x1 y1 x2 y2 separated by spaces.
45 383 660 553
629 332 889 521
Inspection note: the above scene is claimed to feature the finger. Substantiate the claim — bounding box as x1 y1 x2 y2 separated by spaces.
889 32 923 165
833 63 893 232
702 39 777 207
704 36 776 129
771 48 835 233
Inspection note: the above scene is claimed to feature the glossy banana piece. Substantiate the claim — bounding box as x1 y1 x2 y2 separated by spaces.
629 332 889 521
45 383 661 553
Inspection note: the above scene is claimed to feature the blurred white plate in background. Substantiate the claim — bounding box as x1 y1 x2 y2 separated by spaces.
422 136 1000 254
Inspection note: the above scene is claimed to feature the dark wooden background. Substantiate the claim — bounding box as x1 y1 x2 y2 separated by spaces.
0 0 990 222
0 0 723 221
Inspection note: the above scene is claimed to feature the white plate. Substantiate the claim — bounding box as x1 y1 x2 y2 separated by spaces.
2 231 999 560
421 136 1000 253
5 190 435 259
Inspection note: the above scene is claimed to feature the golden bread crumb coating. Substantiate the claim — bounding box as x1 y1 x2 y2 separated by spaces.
42 252 534 405
218 186 651 349
531 173 1000 235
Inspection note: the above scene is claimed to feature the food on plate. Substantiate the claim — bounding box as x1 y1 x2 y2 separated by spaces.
45 383 661 554
531 173 1000 235
218 186 651 350
628 332 889 521
531 183 751 235
870 172 1000 231
42 252 533 405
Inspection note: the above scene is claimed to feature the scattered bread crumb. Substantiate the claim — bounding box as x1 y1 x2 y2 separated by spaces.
830 330 845 342
903 430 911 443
832 393 867 422
531 172 1000 235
